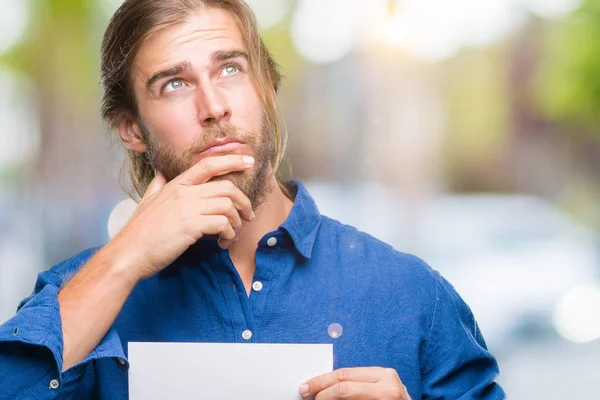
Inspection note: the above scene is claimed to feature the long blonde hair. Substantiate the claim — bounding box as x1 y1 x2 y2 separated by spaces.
100 0 287 200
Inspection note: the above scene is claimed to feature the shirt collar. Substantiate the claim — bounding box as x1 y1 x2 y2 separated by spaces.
279 180 322 259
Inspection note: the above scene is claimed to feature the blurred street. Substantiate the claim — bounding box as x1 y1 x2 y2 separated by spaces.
497 337 600 398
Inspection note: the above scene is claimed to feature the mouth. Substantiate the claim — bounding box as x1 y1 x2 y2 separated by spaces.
199 137 246 156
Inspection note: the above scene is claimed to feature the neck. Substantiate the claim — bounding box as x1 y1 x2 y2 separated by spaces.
228 176 294 269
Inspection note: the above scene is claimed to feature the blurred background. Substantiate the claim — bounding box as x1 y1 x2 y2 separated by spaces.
1 0 600 397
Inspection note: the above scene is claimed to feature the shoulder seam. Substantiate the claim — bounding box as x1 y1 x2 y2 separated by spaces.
423 271 440 359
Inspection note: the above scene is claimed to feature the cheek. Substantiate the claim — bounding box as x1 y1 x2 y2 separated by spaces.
228 85 264 129
141 100 199 152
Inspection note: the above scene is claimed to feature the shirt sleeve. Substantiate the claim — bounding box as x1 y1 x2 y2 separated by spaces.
0 248 128 399
420 272 506 399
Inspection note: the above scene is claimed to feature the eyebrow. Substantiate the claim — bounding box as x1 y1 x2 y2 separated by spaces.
146 60 193 92
212 49 248 64
145 50 249 92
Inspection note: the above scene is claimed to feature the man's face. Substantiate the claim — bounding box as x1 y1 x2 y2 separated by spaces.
129 8 274 206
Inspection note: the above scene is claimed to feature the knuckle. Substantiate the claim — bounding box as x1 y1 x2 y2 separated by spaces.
200 157 216 170
386 368 399 379
337 368 350 382
230 182 244 197
383 385 403 399
223 179 236 192
219 217 230 231
315 375 324 392
336 382 350 397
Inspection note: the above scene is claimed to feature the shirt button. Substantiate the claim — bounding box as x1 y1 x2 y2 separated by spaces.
117 358 126 366
242 330 253 340
49 379 60 389
252 281 263 292
267 237 277 247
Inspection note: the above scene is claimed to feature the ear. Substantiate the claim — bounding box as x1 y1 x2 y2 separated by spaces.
117 115 147 153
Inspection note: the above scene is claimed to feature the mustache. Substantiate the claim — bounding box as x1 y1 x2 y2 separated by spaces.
181 124 253 160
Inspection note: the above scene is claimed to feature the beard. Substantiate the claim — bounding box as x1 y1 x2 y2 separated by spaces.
142 116 276 209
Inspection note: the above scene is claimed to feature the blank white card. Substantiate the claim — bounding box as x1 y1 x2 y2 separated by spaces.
128 342 333 400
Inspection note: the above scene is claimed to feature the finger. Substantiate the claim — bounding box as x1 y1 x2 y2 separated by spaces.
218 238 233 249
198 197 243 236
193 180 254 221
195 215 236 244
141 170 167 203
314 382 380 400
300 368 383 398
175 155 255 186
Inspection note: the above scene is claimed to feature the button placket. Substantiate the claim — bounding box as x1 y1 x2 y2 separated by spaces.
213 250 255 343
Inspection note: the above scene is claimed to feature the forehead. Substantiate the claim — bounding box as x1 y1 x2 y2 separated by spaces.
133 8 244 78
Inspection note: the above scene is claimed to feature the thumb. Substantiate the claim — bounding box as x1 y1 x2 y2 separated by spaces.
141 170 167 203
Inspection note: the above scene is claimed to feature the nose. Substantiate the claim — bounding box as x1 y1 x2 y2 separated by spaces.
195 82 231 127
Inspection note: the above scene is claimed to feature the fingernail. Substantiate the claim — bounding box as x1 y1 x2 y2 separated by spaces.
243 156 255 166
298 383 310 397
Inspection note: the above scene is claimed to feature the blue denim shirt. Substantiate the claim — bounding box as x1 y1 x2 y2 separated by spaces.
0 181 504 399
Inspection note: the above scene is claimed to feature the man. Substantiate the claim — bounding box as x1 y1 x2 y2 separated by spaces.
0 0 504 399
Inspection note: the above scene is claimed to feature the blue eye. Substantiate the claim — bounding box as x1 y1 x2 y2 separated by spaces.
164 79 185 93
222 64 240 76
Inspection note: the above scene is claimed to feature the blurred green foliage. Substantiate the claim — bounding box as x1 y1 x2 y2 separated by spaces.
535 0 600 134
0 0 102 107
441 44 512 170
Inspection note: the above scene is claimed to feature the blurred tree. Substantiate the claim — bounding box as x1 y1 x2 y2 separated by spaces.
534 0 600 134
531 1 600 228
439 43 514 192
1 0 101 109
0 0 120 266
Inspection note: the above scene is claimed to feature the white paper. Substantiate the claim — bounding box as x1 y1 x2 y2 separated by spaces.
128 342 333 400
